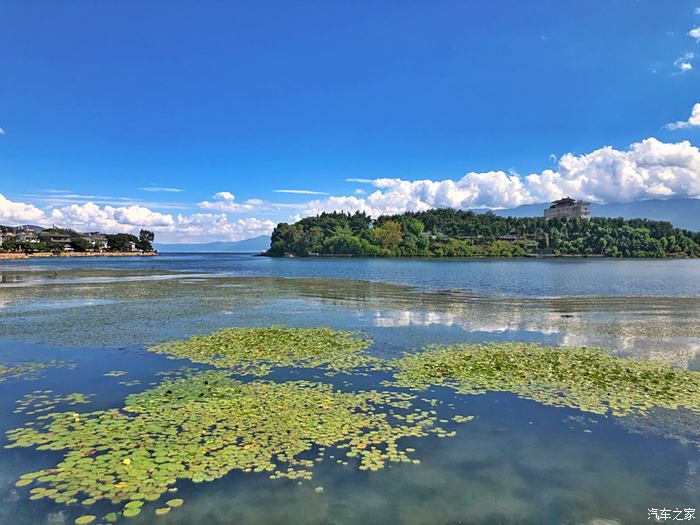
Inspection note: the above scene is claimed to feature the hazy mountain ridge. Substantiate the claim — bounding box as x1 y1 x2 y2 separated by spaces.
154 235 271 253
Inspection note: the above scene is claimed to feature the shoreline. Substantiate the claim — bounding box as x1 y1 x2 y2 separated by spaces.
0 251 157 261
265 253 694 259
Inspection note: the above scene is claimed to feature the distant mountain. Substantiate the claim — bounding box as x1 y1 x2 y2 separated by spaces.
4 224 46 232
154 235 271 253
489 198 700 231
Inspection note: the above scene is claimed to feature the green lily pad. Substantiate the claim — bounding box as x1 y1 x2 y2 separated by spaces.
122 507 141 518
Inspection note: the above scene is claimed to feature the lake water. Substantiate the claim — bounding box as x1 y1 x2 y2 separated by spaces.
1 254 699 525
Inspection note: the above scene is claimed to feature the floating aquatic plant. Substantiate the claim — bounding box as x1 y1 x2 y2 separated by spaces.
104 371 127 378
7 371 467 521
149 326 383 375
14 391 93 415
0 360 74 383
118 380 141 387
390 343 700 417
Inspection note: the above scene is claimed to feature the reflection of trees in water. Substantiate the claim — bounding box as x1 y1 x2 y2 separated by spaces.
278 278 700 367
0 273 698 365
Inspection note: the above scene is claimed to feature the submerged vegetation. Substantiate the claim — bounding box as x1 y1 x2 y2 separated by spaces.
266 209 700 257
390 342 700 416
149 326 383 375
6 371 464 522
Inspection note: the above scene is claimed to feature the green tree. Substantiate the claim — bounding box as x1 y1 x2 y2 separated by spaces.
138 229 155 251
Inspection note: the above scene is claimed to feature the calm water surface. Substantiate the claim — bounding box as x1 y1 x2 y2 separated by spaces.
0 255 698 524
3 253 700 296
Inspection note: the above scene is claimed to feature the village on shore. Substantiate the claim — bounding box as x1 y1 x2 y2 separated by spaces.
0 225 156 259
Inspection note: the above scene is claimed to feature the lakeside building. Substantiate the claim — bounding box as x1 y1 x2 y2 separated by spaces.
544 197 592 220
80 233 109 251
38 231 74 251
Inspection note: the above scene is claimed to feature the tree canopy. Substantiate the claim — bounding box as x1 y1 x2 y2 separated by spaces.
266 209 700 258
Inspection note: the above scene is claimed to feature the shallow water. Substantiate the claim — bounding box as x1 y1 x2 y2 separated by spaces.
0 255 699 524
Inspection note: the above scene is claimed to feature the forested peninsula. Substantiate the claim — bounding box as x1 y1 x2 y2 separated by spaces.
266 209 700 258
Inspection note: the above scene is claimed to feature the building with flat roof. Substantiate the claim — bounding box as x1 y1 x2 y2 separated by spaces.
544 197 592 220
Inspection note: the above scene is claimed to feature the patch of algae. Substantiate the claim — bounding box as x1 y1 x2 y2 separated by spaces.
390 343 700 417
148 326 384 376
7 370 467 521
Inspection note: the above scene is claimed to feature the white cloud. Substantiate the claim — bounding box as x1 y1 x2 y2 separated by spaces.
273 189 330 195
0 193 45 224
665 103 700 130
171 214 275 243
139 187 183 193
0 128 5 136
302 137 700 216
198 192 263 212
50 203 175 232
525 137 700 203
690 27 700 40
214 191 235 200
304 171 537 217
674 52 695 72
6 199 273 243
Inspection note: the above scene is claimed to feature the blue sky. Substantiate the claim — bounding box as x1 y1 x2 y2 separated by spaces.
1 0 700 242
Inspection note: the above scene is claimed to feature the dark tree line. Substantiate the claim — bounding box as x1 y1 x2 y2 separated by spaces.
266 209 700 258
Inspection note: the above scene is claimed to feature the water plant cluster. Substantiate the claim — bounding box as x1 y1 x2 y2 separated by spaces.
148 326 382 375
7 327 700 524
0 360 74 383
390 342 700 416
6 370 463 523
14 391 93 415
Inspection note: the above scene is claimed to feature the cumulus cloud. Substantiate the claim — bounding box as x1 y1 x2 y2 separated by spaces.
50 203 176 232
0 193 45 224
666 103 700 130
674 52 695 71
690 27 700 40
44 202 275 243
524 137 700 202
172 214 275 243
304 171 536 217
198 192 263 212
0 192 274 243
0 128 5 136
302 137 700 216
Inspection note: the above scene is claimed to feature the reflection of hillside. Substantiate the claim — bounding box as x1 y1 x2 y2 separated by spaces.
0 272 698 366
259 278 700 368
